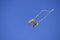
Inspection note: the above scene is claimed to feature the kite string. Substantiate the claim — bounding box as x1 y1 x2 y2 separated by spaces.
34 9 54 23
39 9 54 23
34 9 51 19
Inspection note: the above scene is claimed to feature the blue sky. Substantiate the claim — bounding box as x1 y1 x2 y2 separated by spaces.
0 0 60 40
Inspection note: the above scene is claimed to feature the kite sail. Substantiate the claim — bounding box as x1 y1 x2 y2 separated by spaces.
28 9 54 28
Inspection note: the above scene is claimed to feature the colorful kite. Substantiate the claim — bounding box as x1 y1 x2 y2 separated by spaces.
28 19 38 28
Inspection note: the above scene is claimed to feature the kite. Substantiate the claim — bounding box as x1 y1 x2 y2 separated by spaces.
28 19 38 28
28 9 54 28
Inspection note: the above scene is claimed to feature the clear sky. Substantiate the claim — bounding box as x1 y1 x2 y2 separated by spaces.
0 0 60 40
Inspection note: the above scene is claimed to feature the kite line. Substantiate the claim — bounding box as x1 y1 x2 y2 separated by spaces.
34 9 54 23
